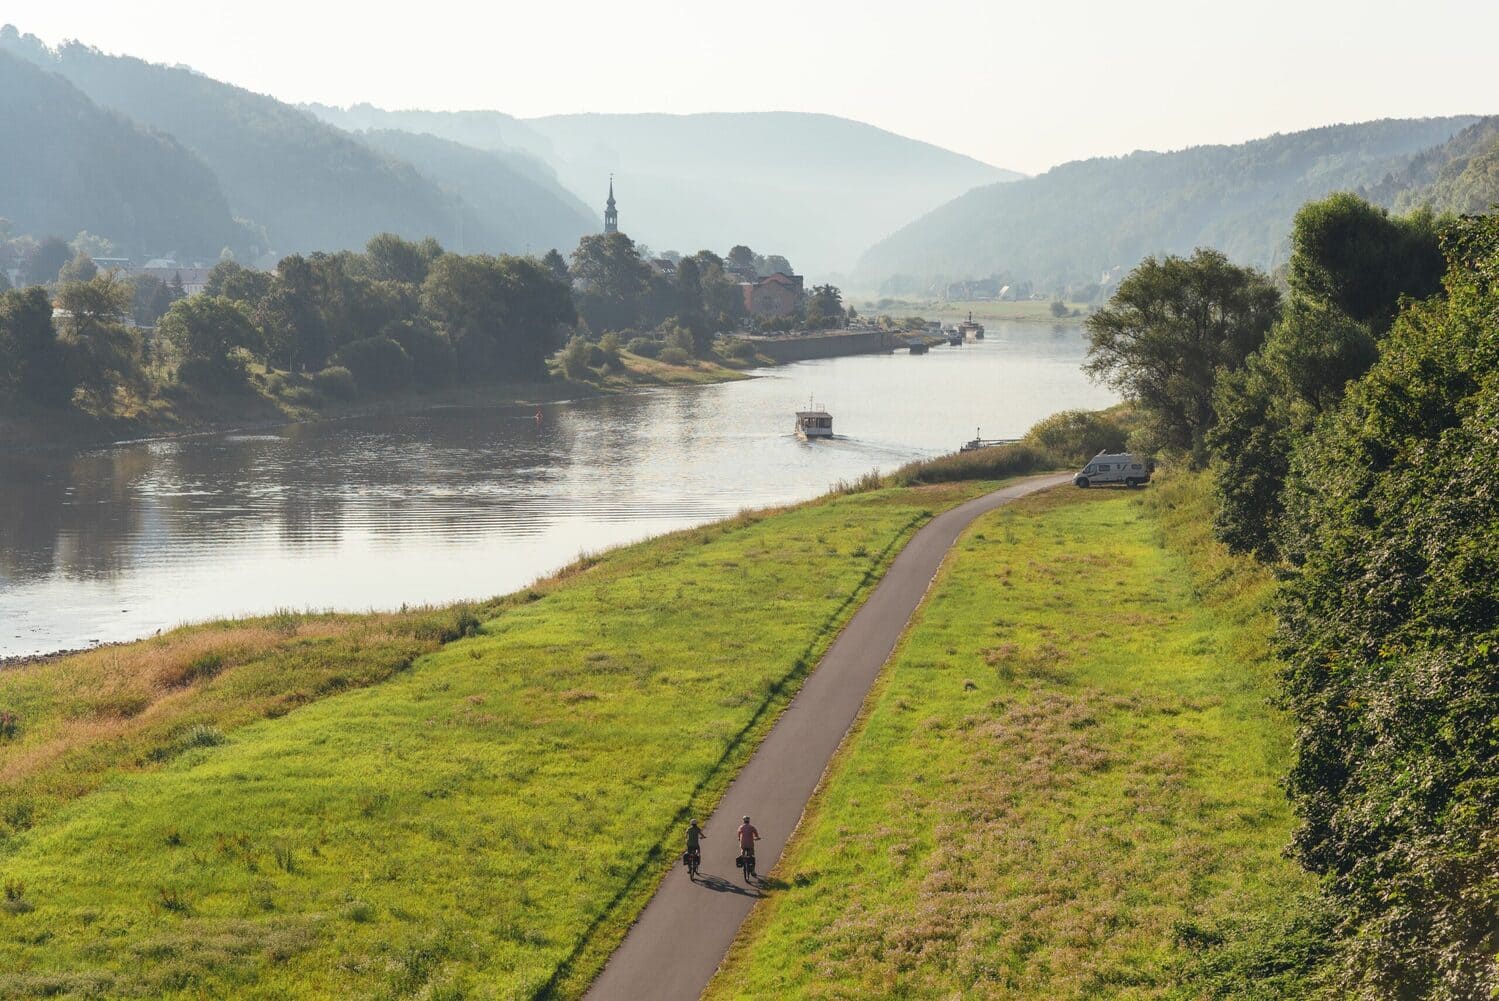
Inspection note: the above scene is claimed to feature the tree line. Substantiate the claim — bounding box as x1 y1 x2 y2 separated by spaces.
0 229 833 417
1084 194 1497 998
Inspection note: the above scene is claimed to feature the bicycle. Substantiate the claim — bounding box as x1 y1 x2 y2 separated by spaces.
684 847 701 880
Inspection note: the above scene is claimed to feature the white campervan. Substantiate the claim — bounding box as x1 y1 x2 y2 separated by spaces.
1074 451 1151 489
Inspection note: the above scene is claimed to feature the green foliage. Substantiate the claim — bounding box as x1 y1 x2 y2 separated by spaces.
891 442 1053 486
804 283 844 330
422 253 573 380
332 335 413 395
571 232 651 334
1209 195 1438 559
159 295 261 388
22 236 69 286
54 273 140 407
0 286 71 406
57 251 96 284
1275 213 1499 998
1086 249 1279 464
560 333 594 380
625 336 663 359
724 338 759 361
1287 192 1445 332
310 365 356 401
1022 407 1132 463
658 345 691 366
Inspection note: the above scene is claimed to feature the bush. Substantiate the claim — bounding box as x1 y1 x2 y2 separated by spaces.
311 366 356 400
385 322 454 385
891 443 1054 486
264 373 287 396
626 337 663 359
560 334 594 381
1023 408 1131 464
598 332 624 371
658 346 691 366
333 336 413 395
725 339 759 361
181 724 225 749
281 385 316 406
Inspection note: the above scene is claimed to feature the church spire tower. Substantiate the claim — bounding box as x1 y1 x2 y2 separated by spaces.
603 175 618 234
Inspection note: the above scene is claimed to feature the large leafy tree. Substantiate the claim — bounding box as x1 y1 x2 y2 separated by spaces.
1209 195 1443 557
421 254 572 379
158 295 262 387
1275 213 1499 998
0 286 72 405
1084 248 1279 463
804 284 845 330
570 232 650 334
54 273 139 406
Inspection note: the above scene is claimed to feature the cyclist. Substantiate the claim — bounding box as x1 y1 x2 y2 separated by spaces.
736 815 760 876
684 818 704 877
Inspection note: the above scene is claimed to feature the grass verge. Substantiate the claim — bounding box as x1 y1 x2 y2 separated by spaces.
706 476 1317 1000
0 480 997 999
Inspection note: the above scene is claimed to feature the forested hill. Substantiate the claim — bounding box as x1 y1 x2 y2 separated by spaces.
1380 115 1499 215
0 49 244 259
0 28 594 259
856 116 1479 293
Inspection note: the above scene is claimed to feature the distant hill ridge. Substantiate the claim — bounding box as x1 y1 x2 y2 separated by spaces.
304 105 1022 272
0 42 244 259
856 116 1487 294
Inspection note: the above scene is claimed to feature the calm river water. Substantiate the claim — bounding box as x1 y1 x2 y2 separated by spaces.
0 322 1116 657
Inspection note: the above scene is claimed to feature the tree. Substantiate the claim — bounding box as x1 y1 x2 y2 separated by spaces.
805 284 845 330
1084 249 1279 463
0 286 72 406
569 233 650 334
1275 213 1499 998
158 296 261 387
54 273 140 405
541 248 570 283
128 274 177 328
364 232 443 285
256 254 331 371
1208 197 1441 559
1287 193 1445 333
761 254 793 277
726 245 756 273
24 236 71 285
1049 298 1069 318
59 252 98 285
204 260 272 306
421 254 573 380
69 231 116 259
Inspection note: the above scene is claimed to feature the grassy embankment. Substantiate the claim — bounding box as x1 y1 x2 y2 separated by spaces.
707 474 1317 999
0 479 1003 999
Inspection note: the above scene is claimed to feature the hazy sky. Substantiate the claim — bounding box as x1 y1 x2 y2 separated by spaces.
10 0 1498 174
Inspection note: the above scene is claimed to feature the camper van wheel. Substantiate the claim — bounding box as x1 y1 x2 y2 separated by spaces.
1075 477 1090 489
1125 478 1140 489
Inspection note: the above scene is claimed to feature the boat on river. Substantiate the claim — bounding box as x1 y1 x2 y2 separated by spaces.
906 339 929 355
957 311 985 340
960 428 1019 452
794 407 834 440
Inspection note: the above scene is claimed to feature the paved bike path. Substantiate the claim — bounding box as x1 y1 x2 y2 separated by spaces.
583 473 1072 1000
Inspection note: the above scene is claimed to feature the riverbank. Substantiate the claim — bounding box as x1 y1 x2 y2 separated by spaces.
0 468 1309 1000
0 349 752 450
0 476 1003 999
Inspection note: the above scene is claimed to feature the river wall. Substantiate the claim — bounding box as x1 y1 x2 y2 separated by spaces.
747 330 897 363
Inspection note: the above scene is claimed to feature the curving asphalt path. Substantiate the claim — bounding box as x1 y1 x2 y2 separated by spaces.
583 473 1073 1001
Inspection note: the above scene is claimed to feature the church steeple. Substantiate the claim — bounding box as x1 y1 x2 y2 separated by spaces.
603 175 618 234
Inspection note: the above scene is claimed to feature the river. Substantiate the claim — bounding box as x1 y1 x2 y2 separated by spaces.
0 321 1117 657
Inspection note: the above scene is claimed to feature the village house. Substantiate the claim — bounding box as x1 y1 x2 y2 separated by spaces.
740 271 804 318
132 259 213 296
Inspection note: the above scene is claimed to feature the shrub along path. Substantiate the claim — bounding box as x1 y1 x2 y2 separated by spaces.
583 473 1072 1001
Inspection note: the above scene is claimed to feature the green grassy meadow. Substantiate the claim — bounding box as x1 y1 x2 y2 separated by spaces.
706 479 1313 999
0 482 995 1000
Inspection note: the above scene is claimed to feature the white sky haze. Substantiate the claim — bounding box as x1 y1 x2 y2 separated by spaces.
7 0 1498 174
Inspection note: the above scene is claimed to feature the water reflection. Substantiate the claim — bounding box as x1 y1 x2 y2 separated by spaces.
0 322 1117 656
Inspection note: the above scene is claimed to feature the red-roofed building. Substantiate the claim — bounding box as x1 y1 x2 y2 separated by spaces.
740 271 804 318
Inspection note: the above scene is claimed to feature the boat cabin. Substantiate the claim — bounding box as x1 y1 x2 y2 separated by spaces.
956 311 986 340
795 410 833 439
